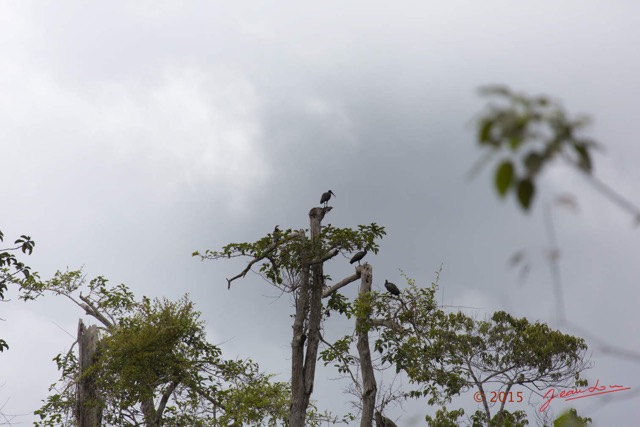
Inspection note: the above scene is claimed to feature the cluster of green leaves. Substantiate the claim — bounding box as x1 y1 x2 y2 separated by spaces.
95 296 213 408
469 409 529 427
319 334 359 375
425 407 529 427
193 227 305 286
22 269 87 301
477 86 597 210
367 279 589 423
477 311 589 384
27 270 293 427
318 291 365 375
22 270 136 327
0 230 37 352
326 291 352 318
193 223 386 288
0 231 36 296
552 408 592 427
368 282 470 405
320 223 386 255
425 406 467 427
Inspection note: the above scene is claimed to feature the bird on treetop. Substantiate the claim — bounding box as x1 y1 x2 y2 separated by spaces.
350 249 367 265
320 190 336 207
273 225 281 243
384 280 401 296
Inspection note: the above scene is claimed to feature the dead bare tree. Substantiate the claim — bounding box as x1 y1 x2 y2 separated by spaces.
356 264 377 427
76 319 102 427
198 200 386 427
289 207 335 426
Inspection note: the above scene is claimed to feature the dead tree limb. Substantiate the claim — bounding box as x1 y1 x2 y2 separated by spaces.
76 319 103 427
290 207 331 427
356 264 377 427
322 272 360 298
79 294 113 329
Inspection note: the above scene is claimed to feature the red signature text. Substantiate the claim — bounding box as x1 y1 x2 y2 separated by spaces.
539 379 631 412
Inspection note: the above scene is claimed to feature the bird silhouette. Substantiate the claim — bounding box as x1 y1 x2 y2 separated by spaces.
350 249 367 265
384 280 401 296
320 190 336 207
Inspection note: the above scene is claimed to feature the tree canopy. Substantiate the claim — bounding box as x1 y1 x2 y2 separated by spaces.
0 230 36 352
21 269 294 427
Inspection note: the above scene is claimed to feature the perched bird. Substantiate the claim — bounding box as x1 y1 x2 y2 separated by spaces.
384 280 401 296
350 249 367 265
273 225 281 243
320 190 336 207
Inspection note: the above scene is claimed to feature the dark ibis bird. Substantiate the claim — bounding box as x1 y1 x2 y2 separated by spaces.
384 280 401 296
350 249 367 265
320 190 336 207
273 225 281 243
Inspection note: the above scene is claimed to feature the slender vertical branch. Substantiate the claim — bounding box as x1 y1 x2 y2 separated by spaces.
76 319 103 427
290 207 331 427
356 263 376 427
289 241 309 427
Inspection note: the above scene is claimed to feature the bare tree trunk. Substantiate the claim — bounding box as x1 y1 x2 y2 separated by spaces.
76 319 102 427
289 207 331 427
356 264 377 427
290 258 309 427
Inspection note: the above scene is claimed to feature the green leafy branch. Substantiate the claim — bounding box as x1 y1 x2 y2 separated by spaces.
476 86 597 211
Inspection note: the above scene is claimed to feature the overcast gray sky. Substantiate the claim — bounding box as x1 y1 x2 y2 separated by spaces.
1 1 639 425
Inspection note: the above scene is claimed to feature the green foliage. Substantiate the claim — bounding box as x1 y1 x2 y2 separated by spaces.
27 270 293 426
21 269 87 301
193 223 386 288
426 407 530 427
470 409 529 427
88 276 137 319
321 223 387 255
187 218 387 425
353 290 374 330
0 229 37 352
516 178 535 210
0 231 36 299
476 86 598 211
367 278 589 423
477 311 589 381
552 408 592 427
96 296 214 406
319 335 358 375
326 291 352 318
495 161 514 197
214 368 292 426
425 406 466 427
